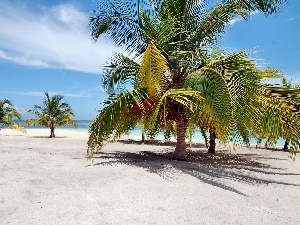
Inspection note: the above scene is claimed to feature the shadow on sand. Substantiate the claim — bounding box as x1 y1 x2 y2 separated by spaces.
87 141 300 196
28 136 68 139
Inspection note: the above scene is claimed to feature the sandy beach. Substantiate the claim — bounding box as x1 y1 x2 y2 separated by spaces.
1 128 300 225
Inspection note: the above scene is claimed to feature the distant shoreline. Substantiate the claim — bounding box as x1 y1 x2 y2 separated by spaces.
0 127 287 150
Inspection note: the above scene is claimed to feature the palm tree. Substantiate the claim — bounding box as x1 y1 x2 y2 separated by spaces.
0 99 25 132
88 0 288 160
25 92 77 138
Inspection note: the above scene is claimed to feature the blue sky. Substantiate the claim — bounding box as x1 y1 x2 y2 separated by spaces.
0 0 299 120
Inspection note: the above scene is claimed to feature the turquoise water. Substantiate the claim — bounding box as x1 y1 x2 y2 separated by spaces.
17 120 92 131
127 127 286 148
17 120 285 147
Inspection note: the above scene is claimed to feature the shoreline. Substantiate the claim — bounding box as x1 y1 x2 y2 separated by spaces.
0 127 287 150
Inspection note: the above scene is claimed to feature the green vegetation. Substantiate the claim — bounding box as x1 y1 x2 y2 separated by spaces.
26 92 77 138
0 99 25 133
87 0 299 160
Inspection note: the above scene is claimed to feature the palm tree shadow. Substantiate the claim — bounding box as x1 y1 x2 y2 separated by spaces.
117 139 207 148
88 148 300 196
29 136 67 139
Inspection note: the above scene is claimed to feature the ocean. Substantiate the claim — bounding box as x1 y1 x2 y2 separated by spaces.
17 119 92 131
16 120 286 147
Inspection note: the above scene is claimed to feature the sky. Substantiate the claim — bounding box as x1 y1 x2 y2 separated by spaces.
0 0 299 120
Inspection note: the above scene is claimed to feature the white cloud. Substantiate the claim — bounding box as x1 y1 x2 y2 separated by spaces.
12 92 48 97
229 17 243 25
0 1 117 74
229 11 259 25
11 90 94 98
288 14 300 21
0 50 49 67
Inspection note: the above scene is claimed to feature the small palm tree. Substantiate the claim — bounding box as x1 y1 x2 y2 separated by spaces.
25 92 77 138
0 99 25 132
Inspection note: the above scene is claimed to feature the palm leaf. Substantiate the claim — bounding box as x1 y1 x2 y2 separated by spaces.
103 53 140 93
137 42 170 99
236 0 287 16
90 0 162 55
188 1 244 48
87 88 147 159
145 88 204 129
184 67 232 142
7 123 26 133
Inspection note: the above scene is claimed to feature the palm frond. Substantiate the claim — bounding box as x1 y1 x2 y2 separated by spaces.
184 68 232 142
0 99 22 128
25 117 48 127
103 53 140 93
90 0 163 55
145 88 204 129
235 0 287 16
87 88 147 159
207 51 264 142
140 9 179 52
188 1 241 48
8 123 26 133
138 42 170 99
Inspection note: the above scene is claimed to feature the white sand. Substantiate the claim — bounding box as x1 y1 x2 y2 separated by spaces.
1 128 300 225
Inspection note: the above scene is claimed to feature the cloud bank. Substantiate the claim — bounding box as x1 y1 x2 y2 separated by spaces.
0 1 116 74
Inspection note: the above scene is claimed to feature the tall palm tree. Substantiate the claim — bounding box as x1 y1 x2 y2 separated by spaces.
88 0 288 160
0 99 25 132
26 92 77 138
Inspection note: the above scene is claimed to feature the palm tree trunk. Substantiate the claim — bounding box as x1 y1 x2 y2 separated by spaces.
283 140 289 151
173 111 187 160
208 127 216 154
49 122 55 138
256 138 262 149
141 132 145 143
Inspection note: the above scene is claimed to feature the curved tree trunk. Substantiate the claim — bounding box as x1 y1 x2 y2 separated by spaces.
208 127 216 154
173 110 188 160
49 122 55 138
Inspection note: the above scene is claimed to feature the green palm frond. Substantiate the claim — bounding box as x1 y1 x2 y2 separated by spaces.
90 0 160 55
235 0 287 16
103 53 140 93
0 99 22 129
184 67 232 142
189 1 244 48
186 0 286 48
209 52 263 142
7 123 26 133
138 42 170 99
258 68 283 79
140 9 179 52
25 118 43 127
145 88 204 129
55 114 77 127
260 85 300 111
87 88 147 159
254 77 300 146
